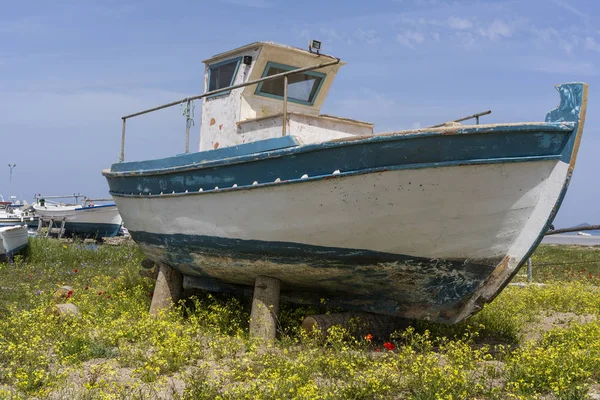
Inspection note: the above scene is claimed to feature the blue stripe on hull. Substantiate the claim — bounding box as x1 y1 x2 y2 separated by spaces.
52 222 121 238
105 128 572 196
131 231 498 323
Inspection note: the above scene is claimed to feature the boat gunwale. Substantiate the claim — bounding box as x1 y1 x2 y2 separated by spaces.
34 203 117 213
108 154 562 199
103 121 574 178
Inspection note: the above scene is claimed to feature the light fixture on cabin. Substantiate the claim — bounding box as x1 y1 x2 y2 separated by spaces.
309 39 322 54
243 55 252 65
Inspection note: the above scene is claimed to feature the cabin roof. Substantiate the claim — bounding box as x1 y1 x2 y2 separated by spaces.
202 41 343 65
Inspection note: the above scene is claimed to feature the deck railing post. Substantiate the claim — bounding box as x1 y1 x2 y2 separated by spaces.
185 99 191 153
282 76 288 136
120 118 127 162
527 258 533 283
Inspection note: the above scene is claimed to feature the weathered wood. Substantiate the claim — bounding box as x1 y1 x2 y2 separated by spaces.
249 276 281 341
58 218 66 239
149 263 183 316
302 312 411 340
545 224 600 235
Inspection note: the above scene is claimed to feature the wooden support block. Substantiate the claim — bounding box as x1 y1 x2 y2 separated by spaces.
58 218 66 239
149 263 183 316
249 276 281 341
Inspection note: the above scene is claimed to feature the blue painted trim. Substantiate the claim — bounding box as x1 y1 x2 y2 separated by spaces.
108 123 572 176
109 154 561 198
105 126 571 196
111 136 299 172
206 56 241 99
51 222 122 238
72 204 117 211
254 61 326 106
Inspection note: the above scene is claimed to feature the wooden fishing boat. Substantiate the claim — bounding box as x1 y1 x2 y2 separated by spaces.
33 195 123 238
0 225 28 261
102 41 588 324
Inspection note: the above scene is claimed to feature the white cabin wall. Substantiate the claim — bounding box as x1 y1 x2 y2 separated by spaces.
198 42 360 151
239 45 343 121
236 114 373 144
199 48 261 151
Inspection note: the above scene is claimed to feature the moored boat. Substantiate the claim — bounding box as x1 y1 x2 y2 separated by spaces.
33 195 123 238
0 225 28 261
102 41 588 324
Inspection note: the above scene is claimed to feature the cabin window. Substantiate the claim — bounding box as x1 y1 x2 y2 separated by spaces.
207 57 241 96
255 62 325 106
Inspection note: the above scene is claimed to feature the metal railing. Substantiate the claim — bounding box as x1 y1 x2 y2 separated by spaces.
427 110 492 129
119 57 341 162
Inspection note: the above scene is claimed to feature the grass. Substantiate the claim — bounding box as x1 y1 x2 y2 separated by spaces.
1 238 600 399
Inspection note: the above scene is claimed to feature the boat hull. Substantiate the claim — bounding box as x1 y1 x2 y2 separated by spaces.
33 205 122 238
0 225 29 260
111 158 567 322
103 82 588 323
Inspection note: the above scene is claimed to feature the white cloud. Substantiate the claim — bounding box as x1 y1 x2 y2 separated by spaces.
447 17 473 30
355 28 380 45
396 31 425 48
584 37 600 52
478 20 512 40
550 0 588 20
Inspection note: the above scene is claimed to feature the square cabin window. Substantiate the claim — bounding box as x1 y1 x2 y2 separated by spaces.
208 57 241 96
255 62 326 106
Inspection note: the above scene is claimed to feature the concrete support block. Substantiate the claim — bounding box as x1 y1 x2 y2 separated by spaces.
249 276 281 341
149 263 183 316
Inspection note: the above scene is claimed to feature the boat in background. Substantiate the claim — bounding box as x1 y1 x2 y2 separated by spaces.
33 194 123 239
0 196 38 229
0 225 28 261
103 41 588 324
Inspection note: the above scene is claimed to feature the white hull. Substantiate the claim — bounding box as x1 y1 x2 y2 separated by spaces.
0 225 29 258
33 204 122 226
117 160 566 261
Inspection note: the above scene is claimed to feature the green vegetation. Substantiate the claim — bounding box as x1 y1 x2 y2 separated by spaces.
1 238 600 399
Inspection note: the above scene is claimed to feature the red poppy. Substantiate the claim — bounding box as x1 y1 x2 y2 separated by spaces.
383 342 395 351
85 285 89 290
74 269 78 273
106 295 111 299
375 348 381 352
66 290 73 299
98 292 103 296
365 333 373 341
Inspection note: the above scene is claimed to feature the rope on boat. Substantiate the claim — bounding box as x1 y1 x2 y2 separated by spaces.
181 100 195 129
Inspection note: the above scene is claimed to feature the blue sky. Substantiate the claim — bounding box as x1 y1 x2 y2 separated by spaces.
0 0 598 228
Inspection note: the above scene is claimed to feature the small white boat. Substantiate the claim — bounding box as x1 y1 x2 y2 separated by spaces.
0 198 38 229
33 195 123 238
577 232 592 236
0 225 28 260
